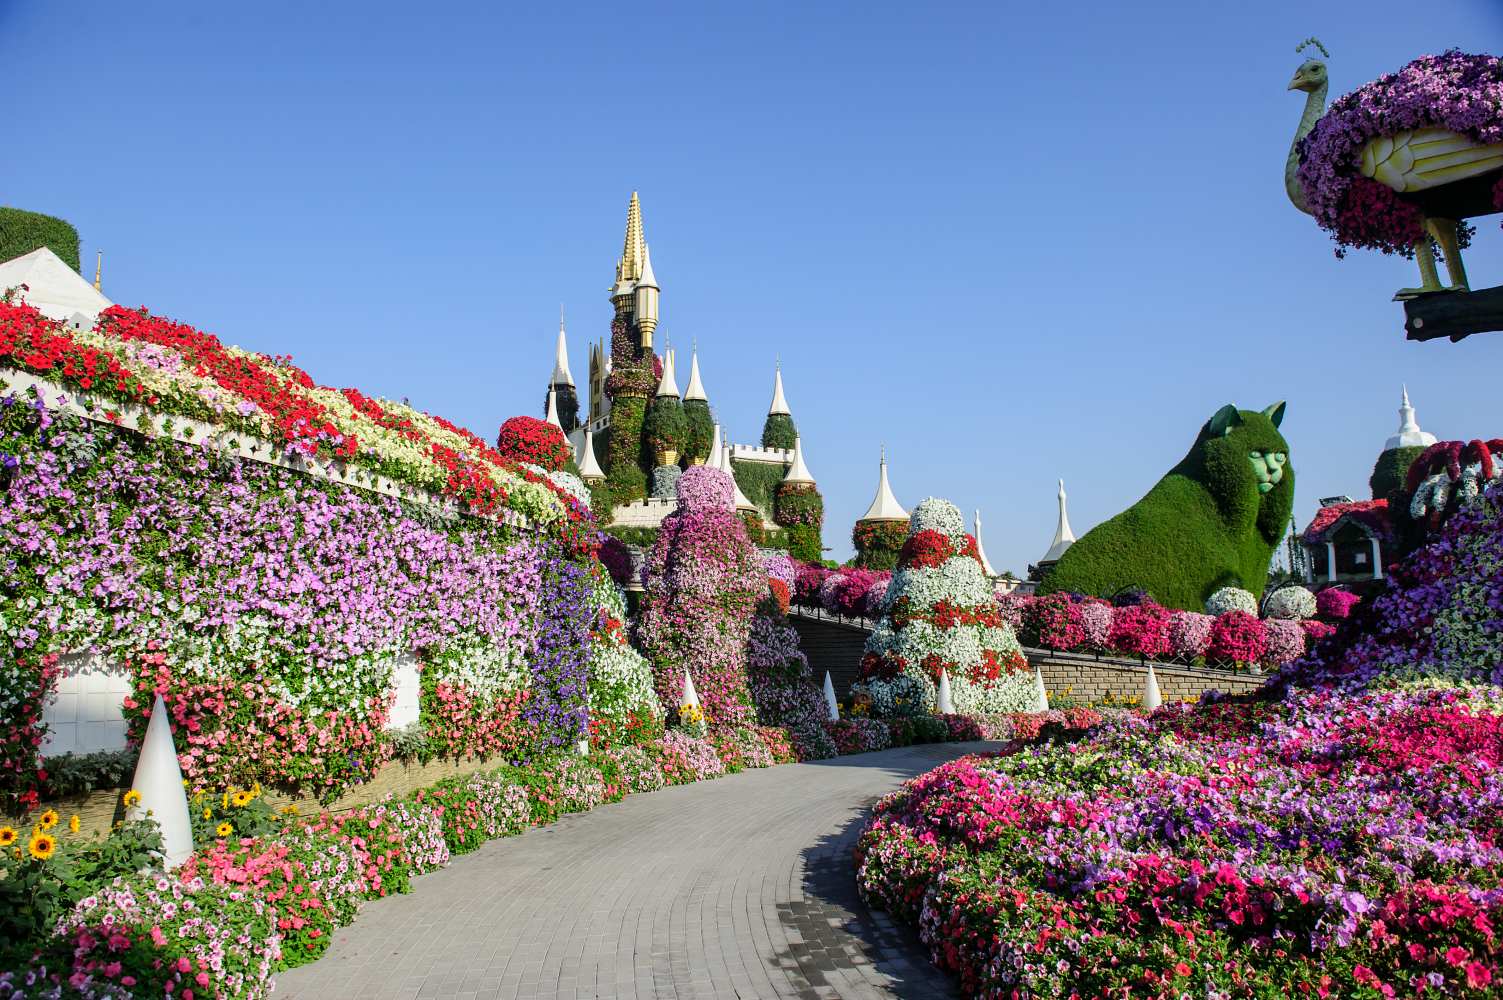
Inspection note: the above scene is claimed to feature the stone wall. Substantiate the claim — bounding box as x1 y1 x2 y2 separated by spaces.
1032 654 1266 704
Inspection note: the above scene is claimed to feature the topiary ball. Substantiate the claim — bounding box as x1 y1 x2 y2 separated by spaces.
675 465 734 512
1205 586 1258 617
909 497 966 541
1262 585 1317 621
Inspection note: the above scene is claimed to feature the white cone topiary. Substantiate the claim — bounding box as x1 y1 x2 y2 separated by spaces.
127 695 194 869
822 671 839 721
1033 666 1049 713
936 668 955 714
1142 663 1163 711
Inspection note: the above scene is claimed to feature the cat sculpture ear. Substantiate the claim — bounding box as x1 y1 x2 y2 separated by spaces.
1262 401 1287 428
1208 404 1244 437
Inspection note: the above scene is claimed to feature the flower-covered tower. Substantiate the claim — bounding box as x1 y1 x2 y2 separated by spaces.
774 437 823 562
603 192 660 504
852 449 910 570
761 364 796 449
860 498 1032 714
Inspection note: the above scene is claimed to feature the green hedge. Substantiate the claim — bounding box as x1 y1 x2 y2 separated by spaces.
605 396 647 504
730 458 785 516
1369 445 1423 501
852 519 907 570
683 399 714 464
0 208 81 272
1041 404 1295 610
643 395 686 457
761 412 796 450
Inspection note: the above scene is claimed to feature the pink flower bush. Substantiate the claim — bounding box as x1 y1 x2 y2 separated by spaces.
1107 601 1173 659
655 730 726 784
637 467 764 727
1262 618 1307 667
674 464 734 512
1168 611 1215 659
825 718 891 755
1207 610 1268 665
1075 601 1113 650
1317 587 1362 620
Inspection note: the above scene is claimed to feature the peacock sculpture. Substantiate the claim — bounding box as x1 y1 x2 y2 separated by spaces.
1286 40 1503 300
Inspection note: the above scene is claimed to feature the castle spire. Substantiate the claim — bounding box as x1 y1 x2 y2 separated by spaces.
551 307 574 387
1042 479 1075 562
973 509 996 577
93 250 102 292
683 341 707 401
621 191 645 281
545 388 563 430
768 363 791 416
723 442 757 512
708 424 725 471
860 448 908 521
783 436 814 485
635 242 659 346
1385 384 1437 451
655 345 680 398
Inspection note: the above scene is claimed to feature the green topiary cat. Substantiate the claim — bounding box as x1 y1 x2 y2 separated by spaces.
1040 403 1294 611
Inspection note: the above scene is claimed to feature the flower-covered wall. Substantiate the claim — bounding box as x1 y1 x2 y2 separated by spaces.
0 301 600 811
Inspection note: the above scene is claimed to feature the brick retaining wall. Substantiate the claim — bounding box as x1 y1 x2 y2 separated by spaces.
1032 655 1266 704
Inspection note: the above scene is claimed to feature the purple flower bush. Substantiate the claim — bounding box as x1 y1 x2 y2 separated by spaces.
746 612 826 731
637 467 764 726
1168 610 1215 660
1075 601 1113 651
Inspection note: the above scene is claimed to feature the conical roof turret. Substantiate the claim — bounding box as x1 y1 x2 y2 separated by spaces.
545 388 563 430
655 347 680 398
576 427 605 482
708 424 725 471
1384 385 1437 451
551 308 574 387
683 344 707 401
783 437 814 485
973 509 996 576
768 363 791 416
1042 479 1075 562
723 443 757 512
860 448 908 522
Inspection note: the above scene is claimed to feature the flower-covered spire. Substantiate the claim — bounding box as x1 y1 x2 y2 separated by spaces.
1384 385 1437 451
1042 478 1075 562
860 447 908 521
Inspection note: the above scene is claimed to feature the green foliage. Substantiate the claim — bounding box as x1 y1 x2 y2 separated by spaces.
589 480 614 523
852 519 907 570
761 412 797 450
40 748 137 798
643 395 687 456
1042 404 1295 610
730 458 784 516
605 396 647 504
1369 445 1424 501
386 721 432 763
0 208 81 272
682 399 714 464
604 524 659 548
189 782 284 844
786 524 822 562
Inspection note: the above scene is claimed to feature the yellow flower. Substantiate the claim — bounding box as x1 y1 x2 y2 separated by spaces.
281 804 300 816
203 808 213 819
27 830 57 861
216 822 233 838
0 826 17 847
231 790 252 808
37 809 59 830
221 791 230 809
122 790 142 808
250 781 262 798
68 815 80 834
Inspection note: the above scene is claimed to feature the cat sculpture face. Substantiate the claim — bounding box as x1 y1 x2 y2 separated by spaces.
1198 402 1293 528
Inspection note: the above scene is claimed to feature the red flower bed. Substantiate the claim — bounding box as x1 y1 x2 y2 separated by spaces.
494 416 571 472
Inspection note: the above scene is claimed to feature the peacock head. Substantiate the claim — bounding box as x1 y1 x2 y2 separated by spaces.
1288 59 1327 93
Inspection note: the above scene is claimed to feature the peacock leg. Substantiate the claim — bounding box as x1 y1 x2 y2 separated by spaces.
1394 232 1443 299
1427 218 1470 292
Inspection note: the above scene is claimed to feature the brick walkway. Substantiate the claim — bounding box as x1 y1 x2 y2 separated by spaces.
276 742 986 1000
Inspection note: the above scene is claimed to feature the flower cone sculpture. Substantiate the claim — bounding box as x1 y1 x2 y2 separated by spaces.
936 668 955 715
127 695 194 868
822 671 839 722
1143 663 1163 712
1033 666 1049 713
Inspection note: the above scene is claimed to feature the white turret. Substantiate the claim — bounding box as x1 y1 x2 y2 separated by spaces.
551 308 574 387
1384 385 1438 451
683 344 707 401
636 243 660 345
655 346 680 398
768 364 791 416
545 388 563 430
723 443 757 512
783 437 815 485
708 424 725 472
860 448 908 522
577 427 605 482
1042 479 1075 563
973 509 996 577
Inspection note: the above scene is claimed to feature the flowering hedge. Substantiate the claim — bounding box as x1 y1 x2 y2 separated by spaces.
495 415 571 472
0 392 596 809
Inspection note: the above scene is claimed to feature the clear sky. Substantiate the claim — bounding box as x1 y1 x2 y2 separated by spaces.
4 1 1501 569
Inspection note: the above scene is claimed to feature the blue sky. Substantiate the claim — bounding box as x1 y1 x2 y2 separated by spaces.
4 1 1501 569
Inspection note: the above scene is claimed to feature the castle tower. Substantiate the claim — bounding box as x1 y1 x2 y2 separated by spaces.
681 343 714 465
761 363 797 449
1384 386 1437 452
1029 479 1075 580
1371 385 1438 500
603 192 661 498
783 437 814 485
860 448 908 522
851 448 909 570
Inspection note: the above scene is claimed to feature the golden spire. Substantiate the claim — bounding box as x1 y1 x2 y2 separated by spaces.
619 191 644 282
93 251 102 291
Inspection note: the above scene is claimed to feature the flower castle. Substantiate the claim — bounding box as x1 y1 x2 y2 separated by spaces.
543 194 825 561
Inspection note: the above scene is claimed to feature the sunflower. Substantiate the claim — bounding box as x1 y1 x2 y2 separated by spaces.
231 790 252 808
215 822 233 838
28 830 57 861
203 807 213 819
68 814 80 834
37 809 59 830
0 826 17 847
122 790 141 808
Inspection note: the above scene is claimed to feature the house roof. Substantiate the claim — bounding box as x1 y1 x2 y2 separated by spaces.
1302 498 1392 545
0 247 113 328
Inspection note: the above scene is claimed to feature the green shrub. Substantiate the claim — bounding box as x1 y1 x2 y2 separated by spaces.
683 398 714 464
0 208 81 272
761 412 797 449
1369 445 1423 501
1041 403 1294 610
729 459 784 515
605 396 647 504
643 395 687 457
786 524 822 562
852 519 907 570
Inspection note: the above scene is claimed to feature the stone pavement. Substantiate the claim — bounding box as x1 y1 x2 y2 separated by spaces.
276 742 990 1000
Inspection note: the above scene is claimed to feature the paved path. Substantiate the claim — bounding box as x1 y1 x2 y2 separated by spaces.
277 742 989 1000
